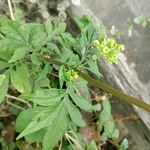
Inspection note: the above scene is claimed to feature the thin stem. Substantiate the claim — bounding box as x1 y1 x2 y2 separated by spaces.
7 100 25 110
7 0 15 21
41 56 150 112
6 95 32 107
65 133 83 150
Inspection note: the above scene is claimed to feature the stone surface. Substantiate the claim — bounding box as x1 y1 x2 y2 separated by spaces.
68 0 150 149
85 0 150 90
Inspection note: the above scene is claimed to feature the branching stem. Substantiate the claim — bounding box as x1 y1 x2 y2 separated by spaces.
41 56 150 112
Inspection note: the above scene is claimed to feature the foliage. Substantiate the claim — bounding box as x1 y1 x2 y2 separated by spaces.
0 13 127 150
128 15 150 36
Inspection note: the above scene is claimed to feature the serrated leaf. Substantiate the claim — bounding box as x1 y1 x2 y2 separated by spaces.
0 72 9 102
28 88 65 106
61 49 80 67
17 105 59 139
16 107 46 143
10 64 32 94
0 21 24 41
69 92 93 112
16 107 43 132
66 96 86 127
86 60 102 78
9 46 30 63
43 106 69 150
47 43 61 55
60 33 76 48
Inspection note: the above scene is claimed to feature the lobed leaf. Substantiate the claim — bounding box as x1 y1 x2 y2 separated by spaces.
66 96 86 127
28 88 65 106
43 106 69 150
69 91 93 112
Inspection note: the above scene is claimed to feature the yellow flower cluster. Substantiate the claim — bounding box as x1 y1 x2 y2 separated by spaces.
93 36 125 63
66 70 79 81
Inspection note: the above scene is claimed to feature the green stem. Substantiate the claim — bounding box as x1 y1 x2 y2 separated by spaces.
6 94 32 107
41 56 150 112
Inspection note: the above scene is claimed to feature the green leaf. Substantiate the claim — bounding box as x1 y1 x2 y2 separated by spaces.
0 21 24 41
10 69 24 93
16 108 46 143
47 43 61 55
44 19 52 36
14 8 24 21
104 120 115 137
119 138 129 150
0 39 12 52
69 92 93 112
9 46 30 63
99 99 112 126
25 128 46 143
66 96 86 127
86 60 102 78
34 64 51 89
43 106 69 150
102 98 111 115
16 107 43 132
17 105 59 139
0 72 9 102
51 22 66 36
0 61 9 70
28 88 65 106
10 64 32 94
87 141 98 150
59 66 69 88
60 33 76 48
112 129 119 139
0 51 12 62
60 49 80 67
0 74 6 86
93 103 101 112
31 32 47 48
73 16 90 31
0 15 10 27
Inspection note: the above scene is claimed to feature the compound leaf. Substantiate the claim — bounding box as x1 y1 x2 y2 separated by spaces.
43 106 69 150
